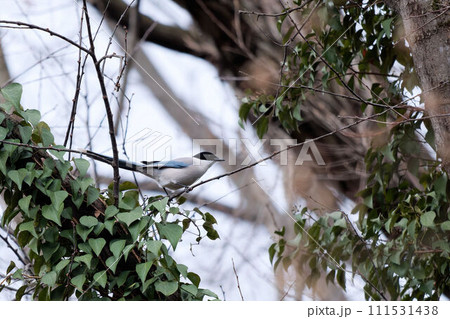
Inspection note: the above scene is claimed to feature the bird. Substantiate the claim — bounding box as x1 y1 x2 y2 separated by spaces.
79 149 224 194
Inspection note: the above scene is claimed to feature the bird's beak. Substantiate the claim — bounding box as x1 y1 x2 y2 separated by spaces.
215 157 225 162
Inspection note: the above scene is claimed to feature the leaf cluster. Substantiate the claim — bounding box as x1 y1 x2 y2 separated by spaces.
0 83 219 300
270 118 449 300
239 0 414 137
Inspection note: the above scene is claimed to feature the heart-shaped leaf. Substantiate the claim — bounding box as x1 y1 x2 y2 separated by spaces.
88 238 106 256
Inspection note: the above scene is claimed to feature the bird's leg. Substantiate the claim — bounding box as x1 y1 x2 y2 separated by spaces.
163 187 170 196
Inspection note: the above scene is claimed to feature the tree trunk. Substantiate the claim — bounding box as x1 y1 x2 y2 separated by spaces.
386 0 450 171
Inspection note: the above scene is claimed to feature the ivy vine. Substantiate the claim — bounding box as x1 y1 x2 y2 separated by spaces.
0 83 219 301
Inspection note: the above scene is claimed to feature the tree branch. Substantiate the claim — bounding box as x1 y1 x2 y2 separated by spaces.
82 0 120 206
87 0 213 59
0 20 90 55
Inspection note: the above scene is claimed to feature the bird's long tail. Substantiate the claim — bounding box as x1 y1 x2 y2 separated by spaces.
79 149 146 173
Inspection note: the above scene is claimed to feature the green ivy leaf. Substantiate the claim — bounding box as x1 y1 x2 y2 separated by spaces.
18 125 32 143
42 205 62 226
0 83 22 110
420 211 436 228
93 271 108 289
75 224 94 242
12 268 23 280
79 177 94 194
18 220 38 238
419 280 434 295
71 193 84 209
8 169 27 190
104 219 115 235
88 238 106 256
71 274 86 292
55 259 70 272
157 223 183 250
136 261 154 284
181 283 198 296
440 221 450 231
73 158 90 177
22 109 41 126
41 271 57 287
105 206 119 219
55 160 71 179
74 253 93 269
86 187 100 206
119 181 138 191
0 126 8 140
117 207 143 227
18 195 32 215
187 272 200 287
109 239 126 259
152 197 169 213
49 146 66 161
115 270 131 288
49 190 69 210
42 242 60 261
93 222 105 236
121 244 133 262
79 216 98 228
155 280 178 296
198 288 218 300
40 126 54 147
176 264 188 278
105 256 120 274
146 240 163 256
78 242 92 254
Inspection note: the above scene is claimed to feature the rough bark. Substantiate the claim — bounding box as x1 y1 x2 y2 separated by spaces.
386 0 450 171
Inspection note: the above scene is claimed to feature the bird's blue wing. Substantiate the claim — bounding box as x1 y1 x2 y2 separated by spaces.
153 160 190 169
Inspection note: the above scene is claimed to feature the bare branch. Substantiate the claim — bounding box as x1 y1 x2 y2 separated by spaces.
82 0 121 206
0 20 90 55
0 231 29 266
239 1 313 18
87 0 213 59
231 258 244 301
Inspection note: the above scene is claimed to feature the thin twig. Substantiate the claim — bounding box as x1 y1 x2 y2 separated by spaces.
239 1 313 18
0 139 84 154
231 258 244 301
0 232 29 266
64 9 87 152
279 280 296 301
82 0 120 206
0 20 90 54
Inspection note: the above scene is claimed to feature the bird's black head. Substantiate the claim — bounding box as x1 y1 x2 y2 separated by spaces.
193 151 224 161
